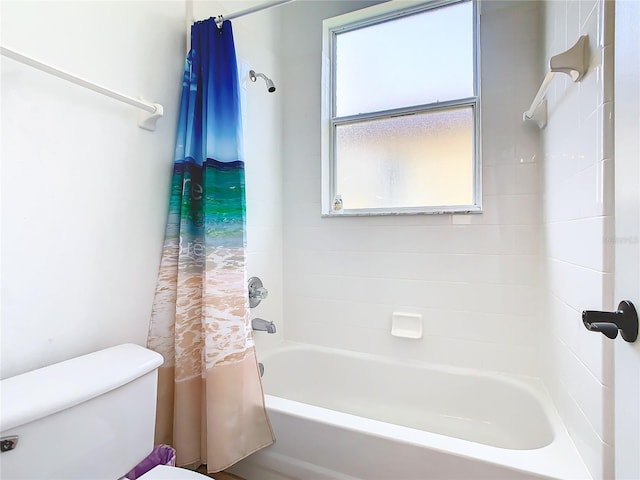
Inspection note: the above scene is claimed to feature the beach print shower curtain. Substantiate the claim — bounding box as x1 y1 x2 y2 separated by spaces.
147 18 274 472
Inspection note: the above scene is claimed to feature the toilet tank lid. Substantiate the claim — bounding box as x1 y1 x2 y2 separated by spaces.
0 344 163 432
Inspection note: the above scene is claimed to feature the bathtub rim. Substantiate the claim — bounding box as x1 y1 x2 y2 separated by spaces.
259 341 592 480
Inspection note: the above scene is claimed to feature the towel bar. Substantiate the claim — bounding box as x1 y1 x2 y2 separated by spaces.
523 35 588 128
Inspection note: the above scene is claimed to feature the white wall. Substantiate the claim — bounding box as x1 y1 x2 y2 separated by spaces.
0 1 186 378
0 0 285 378
614 3 640 478
540 0 614 478
280 0 543 377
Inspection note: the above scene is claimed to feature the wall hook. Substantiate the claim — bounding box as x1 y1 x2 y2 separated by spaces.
582 300 639 342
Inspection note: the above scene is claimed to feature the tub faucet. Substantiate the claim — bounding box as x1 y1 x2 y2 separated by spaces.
252 317 276 334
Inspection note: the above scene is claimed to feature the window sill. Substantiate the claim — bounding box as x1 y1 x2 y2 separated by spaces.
321 205 483 217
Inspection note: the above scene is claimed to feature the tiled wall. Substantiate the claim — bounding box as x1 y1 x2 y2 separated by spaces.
280 0 543 377
540 0 614 478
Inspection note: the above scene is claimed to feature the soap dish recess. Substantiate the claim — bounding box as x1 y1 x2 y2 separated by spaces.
391 312 423 339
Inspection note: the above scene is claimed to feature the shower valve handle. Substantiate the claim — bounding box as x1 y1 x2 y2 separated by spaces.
582 301 638 342
253 286 268 299
248 276 268 308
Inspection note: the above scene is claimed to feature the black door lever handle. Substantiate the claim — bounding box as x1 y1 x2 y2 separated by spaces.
584 321 619 339
582 301 638 343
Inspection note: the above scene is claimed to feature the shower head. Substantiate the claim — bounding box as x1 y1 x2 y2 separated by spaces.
249 70 276 93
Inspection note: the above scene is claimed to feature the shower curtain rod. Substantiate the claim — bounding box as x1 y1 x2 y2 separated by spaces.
214 0 296 24
0 46 164 131
186 0 296 51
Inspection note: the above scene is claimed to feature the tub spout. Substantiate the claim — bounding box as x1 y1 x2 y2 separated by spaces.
252 317 276 334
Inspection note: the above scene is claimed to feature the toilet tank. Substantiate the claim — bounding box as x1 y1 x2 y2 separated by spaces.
0 344 164 480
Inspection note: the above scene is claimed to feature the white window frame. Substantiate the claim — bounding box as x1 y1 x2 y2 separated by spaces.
321 0 482 216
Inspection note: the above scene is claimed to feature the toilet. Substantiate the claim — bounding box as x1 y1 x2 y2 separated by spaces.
0 344 211 479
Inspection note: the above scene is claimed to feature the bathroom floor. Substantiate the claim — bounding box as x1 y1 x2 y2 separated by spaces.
195 466 245 480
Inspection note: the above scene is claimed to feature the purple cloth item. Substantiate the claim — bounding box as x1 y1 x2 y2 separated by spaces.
125 444 176 479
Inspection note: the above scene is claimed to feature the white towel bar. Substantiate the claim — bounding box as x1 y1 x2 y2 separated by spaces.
523 35 588 128
0 46 164 131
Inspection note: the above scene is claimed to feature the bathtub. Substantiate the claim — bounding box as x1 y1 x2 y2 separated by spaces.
230 343 591 480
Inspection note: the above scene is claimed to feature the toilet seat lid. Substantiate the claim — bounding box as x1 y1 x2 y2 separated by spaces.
137 465 212 479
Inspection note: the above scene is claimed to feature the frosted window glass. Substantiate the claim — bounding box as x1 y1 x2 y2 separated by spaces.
335 107 474 209
335 1 473 117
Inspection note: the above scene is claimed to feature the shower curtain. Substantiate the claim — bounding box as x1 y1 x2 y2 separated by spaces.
147 18 274 472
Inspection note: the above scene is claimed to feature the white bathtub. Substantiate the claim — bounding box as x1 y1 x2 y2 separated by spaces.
231 343 591 480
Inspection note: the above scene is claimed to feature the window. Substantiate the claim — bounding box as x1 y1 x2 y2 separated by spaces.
321 0 480 215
